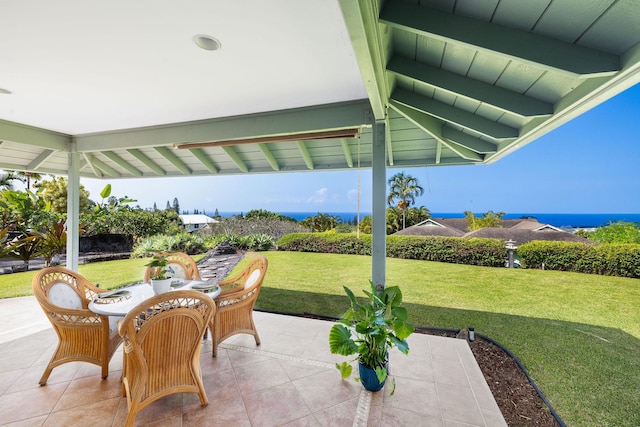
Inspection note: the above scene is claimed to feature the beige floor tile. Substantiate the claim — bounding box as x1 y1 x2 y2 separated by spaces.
293 369 361 413
243 382 311 426
0 301 507 427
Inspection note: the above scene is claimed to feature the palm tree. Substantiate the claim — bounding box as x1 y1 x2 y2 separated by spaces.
0 171 21 190
387 172 425 229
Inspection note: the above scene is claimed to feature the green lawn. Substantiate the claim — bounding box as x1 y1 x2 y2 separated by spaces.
1 251 638 426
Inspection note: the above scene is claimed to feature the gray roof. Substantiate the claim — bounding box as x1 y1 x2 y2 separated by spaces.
395 217 592 245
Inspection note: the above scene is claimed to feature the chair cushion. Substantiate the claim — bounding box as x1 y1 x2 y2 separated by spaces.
49 282 83 309
167 263 187 279
244 269 261 289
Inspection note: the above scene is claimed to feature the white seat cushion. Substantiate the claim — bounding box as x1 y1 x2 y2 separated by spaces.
49 282 83 309
244 269 261 289
167 263 187 279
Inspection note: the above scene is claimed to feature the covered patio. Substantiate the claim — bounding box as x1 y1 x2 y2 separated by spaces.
0 296 505 426
1 1 640 425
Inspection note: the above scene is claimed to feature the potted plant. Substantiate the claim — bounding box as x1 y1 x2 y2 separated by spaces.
145 255 175 294
329 281 414 392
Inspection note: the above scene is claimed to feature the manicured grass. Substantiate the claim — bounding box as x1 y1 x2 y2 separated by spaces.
1 251 637 425
251 251 639 427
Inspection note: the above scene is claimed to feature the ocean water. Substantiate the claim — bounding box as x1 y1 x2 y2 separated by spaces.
213 211 640 228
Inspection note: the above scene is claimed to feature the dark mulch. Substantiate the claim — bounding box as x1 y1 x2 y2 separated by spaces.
416 329 561 427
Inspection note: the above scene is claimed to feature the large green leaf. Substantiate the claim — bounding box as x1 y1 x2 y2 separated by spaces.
393 319 414 340
100 184 112 199
329 324 358 356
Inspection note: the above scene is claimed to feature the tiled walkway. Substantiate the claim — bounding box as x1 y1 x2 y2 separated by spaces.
0 296 506 426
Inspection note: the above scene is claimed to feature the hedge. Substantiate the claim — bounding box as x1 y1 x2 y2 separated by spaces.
277 233 640 278
276 232 506 267
518 241 640 278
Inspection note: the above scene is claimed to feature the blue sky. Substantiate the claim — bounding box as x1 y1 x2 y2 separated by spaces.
81 83 640 215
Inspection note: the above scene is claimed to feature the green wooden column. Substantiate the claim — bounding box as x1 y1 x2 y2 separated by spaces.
371 120 386 288
66 145 80 272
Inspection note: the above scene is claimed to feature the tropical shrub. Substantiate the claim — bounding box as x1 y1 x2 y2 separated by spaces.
277 233 506 267
587 221 640 244
518 240 640 278
203 214 306 241
83 207 182 242
299 213 342 232
131 232 215 257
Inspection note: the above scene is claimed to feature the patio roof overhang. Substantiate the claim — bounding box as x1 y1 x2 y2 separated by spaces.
1 0 639 278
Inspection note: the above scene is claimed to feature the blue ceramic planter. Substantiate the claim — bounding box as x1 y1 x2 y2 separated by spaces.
358 362 387 392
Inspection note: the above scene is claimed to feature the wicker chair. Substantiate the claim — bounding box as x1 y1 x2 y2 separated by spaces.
32 267 122 386
119 290 215 427
211 255 268 357
143 251 201 282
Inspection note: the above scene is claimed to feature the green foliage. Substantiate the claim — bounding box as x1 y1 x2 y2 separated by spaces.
588 221 640 244
8 235 41 263
93 183 136 214
244 209 296 222
221 233 275 251
144 255 172 280
0 189 59 233
32 219 67 267
300 213 342 232
387 172 425 230
34 177 93 214
359 206 431 235
277 233 506 267
131 232 213 257
329 281 414 383
464 210 506 231
83 207 182 242
204 215 306 241
518 240 640 278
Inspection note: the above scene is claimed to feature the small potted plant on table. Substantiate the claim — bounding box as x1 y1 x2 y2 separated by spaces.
145 255 175 294
329 281 414 392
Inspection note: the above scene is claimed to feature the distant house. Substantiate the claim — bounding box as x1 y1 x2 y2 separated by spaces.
179 214 219 233
394 218 592 245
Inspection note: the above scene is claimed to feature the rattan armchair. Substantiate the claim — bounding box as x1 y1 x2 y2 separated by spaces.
211 255 268 357
32 267 122 386
143 251 201 282
119 290 215 427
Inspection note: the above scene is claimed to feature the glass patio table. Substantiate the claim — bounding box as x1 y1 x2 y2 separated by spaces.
89 280 221 317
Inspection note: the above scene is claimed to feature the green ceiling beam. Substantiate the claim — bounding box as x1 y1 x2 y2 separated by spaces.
380 1 620 78
89 156 120 177
341 139 353 168
442 128 497 155
82 153 103 178
257 144 280 171
74 101 373 151
297 141 314 169
390 100 482 162
387 56 554 117
189 148 218 174
339 0 387 120
127 149 165 176
101 151 143 177
0 119 70 151
27 149 54 170
222 146 248 173
154 147 191 175
392 88 519 140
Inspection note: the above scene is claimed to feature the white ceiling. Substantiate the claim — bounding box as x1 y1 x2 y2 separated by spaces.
0 0 367 134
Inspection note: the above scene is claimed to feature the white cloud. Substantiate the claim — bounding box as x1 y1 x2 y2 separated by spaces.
307 187 328 204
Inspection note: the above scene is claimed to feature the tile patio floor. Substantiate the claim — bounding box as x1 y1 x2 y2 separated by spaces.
0 296 507 426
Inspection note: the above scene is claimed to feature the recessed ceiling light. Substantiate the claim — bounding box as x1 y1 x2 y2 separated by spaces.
0 88 11 95
193 34 221 51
